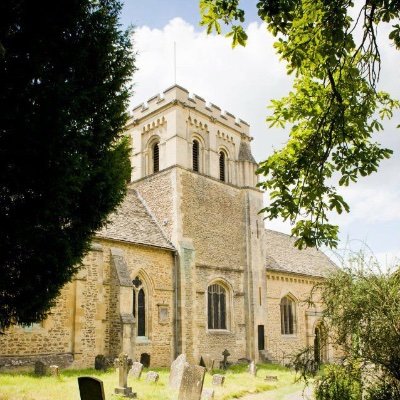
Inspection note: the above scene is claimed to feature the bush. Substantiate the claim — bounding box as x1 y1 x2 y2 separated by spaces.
314 364 362 400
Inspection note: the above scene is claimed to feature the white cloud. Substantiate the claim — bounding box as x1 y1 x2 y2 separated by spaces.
131 17 400 262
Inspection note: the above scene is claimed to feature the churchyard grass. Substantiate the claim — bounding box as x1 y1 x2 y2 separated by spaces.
0 363 301 400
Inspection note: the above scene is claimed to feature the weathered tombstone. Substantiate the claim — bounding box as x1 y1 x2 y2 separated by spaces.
211 374 225 387
221 349 230 370
146 371 159 383
34 360 47 376
140 353 150 368
169 354 188 389
114 353 135 398
201 388 215 400
94 354 108 371
129 362 144 379
200 354 215 372
237 357 251 365
265 375 278 382
178 364 206 400
248 361 257 376
78 376 106 400
49 365 59 376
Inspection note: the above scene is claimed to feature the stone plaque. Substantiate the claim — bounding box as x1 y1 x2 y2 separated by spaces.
158 305 169 323
201 388 215 399
211 374 225 386
146 371 159 383
129 362 144 379
169 354 188 389
178 364 206 400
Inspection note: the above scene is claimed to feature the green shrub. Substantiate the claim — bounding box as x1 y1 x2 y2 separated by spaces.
314 364 362 400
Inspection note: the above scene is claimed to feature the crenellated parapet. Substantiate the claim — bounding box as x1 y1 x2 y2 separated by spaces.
130 84 250 137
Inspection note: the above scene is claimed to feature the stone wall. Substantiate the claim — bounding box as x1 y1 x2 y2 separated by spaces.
265 271 328 364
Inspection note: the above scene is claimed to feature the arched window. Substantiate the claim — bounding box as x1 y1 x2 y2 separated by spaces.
280 295 296 334
219 151 226 182
208 283 227 329
132 276 147 337
152 142 159 173
193 139 200 172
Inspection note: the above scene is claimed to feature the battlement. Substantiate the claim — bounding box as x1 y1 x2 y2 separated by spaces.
131 84 250 135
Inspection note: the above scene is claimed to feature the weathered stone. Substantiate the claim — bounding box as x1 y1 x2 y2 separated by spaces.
221 349 230 370
178 364 206 400
95 355 108 371
201 388 215 400
169 354 188 389
248 361 257 376
129 362 144 379
49 365 59 376
146 371 159 383
200 354 215 372
237 358 251 365
114 353 135 398
211 374 225 387
265 375 278 382
34 361 47 376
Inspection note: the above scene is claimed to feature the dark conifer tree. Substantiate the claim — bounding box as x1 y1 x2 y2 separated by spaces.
0 0 135 329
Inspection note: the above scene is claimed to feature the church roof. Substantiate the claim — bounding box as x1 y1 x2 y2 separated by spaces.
97 189 175 251
265 229 337 278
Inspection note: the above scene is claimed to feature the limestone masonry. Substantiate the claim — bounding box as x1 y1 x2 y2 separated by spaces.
0 85 338 370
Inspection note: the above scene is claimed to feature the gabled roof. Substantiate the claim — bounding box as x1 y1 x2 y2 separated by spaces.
97 189 175 251
265 229 337 278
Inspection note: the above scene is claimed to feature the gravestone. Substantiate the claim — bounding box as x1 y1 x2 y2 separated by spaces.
200 354 215 372
140 353 150 368
221 349 230 370
248 361 257 376
114 353 135 398
169 354 188 389
49 365 59 376
237 357 251 365
34 360 47 376
129 362 144 379
265 375 278 382
178 364 206 400
78 376 106 400
146 371 159 383
211 374 225 386
94 354 108 371
201 388 215 399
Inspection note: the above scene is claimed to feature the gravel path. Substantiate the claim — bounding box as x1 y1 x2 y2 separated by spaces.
238 385 313 400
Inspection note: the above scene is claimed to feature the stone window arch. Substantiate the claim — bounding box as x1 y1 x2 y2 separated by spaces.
280 294 297 335
132 275 148 337
192 139 200 172
207 280 232 330
218 148 229 182
146 136 160 175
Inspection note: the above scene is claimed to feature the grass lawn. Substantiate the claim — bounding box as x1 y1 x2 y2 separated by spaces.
0 363 302 400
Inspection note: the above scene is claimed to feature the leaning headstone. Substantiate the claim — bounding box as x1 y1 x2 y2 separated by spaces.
265 375 278 382
34 360 47 376
146 371 159 383
129 362 144 379
201 388 215 400
178 364 206 400
211 374 225 387
114 353 135 398
200 354 215 372
78 376 106 400
248 361 257 376
49 365 59 376
169 354 188 389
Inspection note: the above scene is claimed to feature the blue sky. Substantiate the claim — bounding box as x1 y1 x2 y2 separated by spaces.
120 1 400 266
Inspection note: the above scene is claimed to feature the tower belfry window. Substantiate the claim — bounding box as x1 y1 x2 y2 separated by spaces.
219 151 226 182
153 142 159 173
193 140 199 172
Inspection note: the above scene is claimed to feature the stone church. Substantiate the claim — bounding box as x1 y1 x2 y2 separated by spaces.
0 85 337 370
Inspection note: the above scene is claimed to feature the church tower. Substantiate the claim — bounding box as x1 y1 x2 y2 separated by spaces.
126 85 268 363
